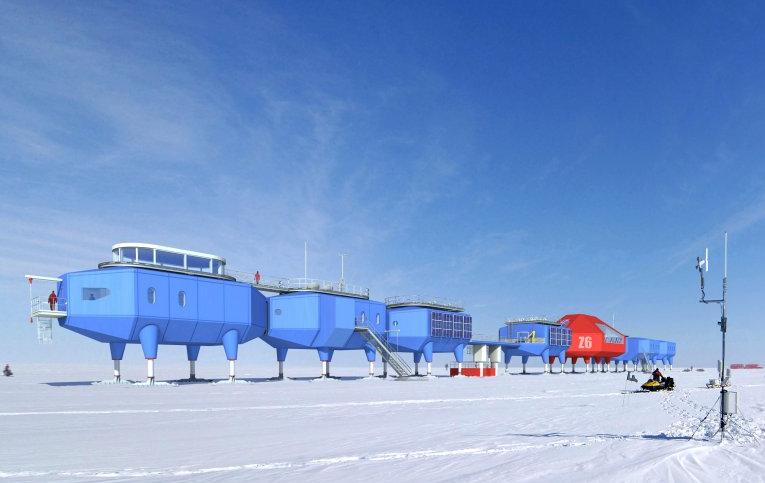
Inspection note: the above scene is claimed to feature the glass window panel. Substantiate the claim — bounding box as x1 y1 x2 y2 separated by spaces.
138 248 154 263
212 260 222 274
596 323 624 344
156 251 184 268
187 255 210 272
120 247 136 262
147 287 156 304
112 249 119 262
178 290 187 307
82 287 110 300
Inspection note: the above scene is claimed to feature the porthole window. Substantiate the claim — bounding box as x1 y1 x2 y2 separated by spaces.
393 320 399 326
375 313 381 325
275 308 282 315
147 287 156 304
178 290 186 307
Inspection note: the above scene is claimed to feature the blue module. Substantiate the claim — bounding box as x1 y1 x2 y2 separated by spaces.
262 291 386 377
613 336 643 370
46 243 267 383
648 339 662 366
664 341 677 367
384 297 473 376
657 340 677 367
614 337 677 371
497 318 572 373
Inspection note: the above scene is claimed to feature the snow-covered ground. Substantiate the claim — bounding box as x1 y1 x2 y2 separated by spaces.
1 364 764 482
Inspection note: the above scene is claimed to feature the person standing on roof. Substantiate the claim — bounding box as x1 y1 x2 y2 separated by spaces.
48 290 58 310
255 271 261 285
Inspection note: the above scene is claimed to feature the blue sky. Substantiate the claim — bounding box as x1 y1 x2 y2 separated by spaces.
1 1 764 369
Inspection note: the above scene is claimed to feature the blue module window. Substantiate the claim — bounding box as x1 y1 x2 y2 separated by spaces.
443 313 453 338
549 326 571 347
454 314 463 339
82 287 110 300
431 311 443 337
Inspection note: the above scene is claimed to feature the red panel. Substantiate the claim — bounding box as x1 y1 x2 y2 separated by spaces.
558 313 626 360
449 367 496 377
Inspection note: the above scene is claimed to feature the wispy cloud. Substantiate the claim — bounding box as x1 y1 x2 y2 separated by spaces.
667 188 765 272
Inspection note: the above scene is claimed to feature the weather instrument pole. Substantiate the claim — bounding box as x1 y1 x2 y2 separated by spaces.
695 232 729 441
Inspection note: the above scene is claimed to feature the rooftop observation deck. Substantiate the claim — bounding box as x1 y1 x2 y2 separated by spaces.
99 243 235 280
385 295 464 312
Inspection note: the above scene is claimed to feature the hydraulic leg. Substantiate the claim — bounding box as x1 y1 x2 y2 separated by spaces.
187 345 200 381
147 359 155 385
222 330 239 383
138 325 159 385
228 360 236 383
109 342 126 383
277 347 288 380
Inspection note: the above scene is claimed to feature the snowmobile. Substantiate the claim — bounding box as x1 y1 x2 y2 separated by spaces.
640 376 674 391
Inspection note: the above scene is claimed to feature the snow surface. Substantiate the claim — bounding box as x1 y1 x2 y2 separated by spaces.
1 364 764 482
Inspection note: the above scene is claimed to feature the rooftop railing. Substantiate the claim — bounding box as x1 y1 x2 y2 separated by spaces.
503 336 546 344
228 270 370 299
505 316 556 325
466 334 546 344
470 332 500 342
385 295 463 311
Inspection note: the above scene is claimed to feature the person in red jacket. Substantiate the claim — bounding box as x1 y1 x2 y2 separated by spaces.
255 271 261 285
48 290 58 310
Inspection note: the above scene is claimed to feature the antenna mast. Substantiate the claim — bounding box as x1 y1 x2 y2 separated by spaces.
339 253 348 290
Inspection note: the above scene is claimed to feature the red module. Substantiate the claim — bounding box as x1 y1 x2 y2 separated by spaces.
558 314 626 366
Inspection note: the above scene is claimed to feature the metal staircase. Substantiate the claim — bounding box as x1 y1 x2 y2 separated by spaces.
354 323 413 377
